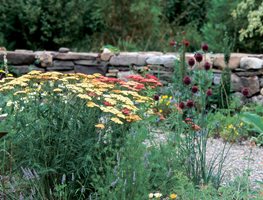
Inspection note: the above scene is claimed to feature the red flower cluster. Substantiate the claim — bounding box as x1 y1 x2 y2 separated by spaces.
145 74 159 80
184 118 201 131
98 76 123 84
122 108 130 115
125 74 162 87
103 101 112 106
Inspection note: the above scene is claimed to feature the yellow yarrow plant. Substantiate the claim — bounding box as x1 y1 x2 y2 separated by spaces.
0 71 160 129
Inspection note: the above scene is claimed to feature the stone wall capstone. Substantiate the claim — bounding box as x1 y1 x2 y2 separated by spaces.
0 49 263 104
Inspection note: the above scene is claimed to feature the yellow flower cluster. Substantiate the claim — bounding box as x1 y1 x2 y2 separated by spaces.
0 71 154 128
226 122 243 136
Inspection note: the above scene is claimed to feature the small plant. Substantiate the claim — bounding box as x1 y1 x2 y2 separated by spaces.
241 112 263 146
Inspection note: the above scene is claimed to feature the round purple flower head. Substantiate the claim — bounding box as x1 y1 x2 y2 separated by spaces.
194 53 203 63
204 62 211 70
202 43 209 52
188 58 195 67
183 76 191 85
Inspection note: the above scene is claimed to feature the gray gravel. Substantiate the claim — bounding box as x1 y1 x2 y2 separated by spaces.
206 138 263 188
148 129 263 188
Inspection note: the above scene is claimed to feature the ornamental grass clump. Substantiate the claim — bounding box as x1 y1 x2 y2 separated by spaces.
0 71 161 199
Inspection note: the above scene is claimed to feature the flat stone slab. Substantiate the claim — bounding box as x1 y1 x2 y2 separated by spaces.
240 57 263 69
48 60 74 70
146 55 177 67
74 60 100 66
0 51 36 65
74 64 107 75
53 52 98 60
212 53 250 69
12 65 45 74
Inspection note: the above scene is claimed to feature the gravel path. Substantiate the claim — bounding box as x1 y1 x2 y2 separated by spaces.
206 139 263 188
149 130 263 188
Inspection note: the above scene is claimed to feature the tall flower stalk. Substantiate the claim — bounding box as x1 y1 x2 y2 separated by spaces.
168 39 228 187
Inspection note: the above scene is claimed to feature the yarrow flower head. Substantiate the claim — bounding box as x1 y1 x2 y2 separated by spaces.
188 58 195 67
204 62 211 70
202 43 209 52
103 101 112 106
183 76 191 85
242 87 250 97
170 193 177 199
194 53 203 63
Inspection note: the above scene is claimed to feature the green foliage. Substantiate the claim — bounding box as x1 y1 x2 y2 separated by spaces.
207 110 248 141
0 90 131 198
0 0 97 50
201 0 240 53
217 34 233 109
241 112 263 134
163 0 208 28
233 0 263 43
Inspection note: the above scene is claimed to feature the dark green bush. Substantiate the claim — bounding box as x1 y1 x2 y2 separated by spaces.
0 0 98 50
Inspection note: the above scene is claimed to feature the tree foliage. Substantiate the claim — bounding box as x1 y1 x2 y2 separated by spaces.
0 0 262 52
232 0 263 50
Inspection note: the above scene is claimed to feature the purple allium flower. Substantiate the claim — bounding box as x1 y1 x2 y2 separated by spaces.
242 87 250 97
206 89 213 96
186 100 194 108
202 43 209 52
192 85 199 93
204 62 211 70
194 53 203 63
183 76 191 85
179 102 185 109
188 58 195 67
153 94 160 101
182 39 190 47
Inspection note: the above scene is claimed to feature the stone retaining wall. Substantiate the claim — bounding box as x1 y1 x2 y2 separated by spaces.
1 49 263 104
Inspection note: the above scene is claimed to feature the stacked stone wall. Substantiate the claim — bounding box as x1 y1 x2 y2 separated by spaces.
1 49 263 104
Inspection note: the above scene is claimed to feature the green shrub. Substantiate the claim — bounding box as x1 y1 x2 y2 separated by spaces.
201 0 240 53
232 0 263 52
